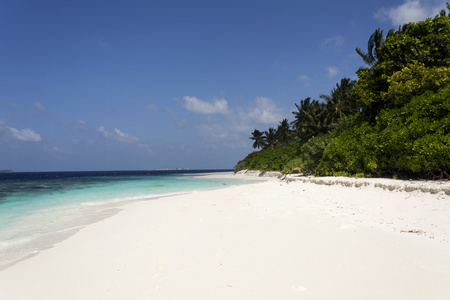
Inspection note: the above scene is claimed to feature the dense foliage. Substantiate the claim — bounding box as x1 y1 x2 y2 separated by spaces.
235 143 300 172
319 86 450 178
235 7 450 179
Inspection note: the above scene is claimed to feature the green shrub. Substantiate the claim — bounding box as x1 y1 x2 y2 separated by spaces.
282 157 304 174
234 143 300 172
317 122 379 176
317 85 450 178
300 134 334 174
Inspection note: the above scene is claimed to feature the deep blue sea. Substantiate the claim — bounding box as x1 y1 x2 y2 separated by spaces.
0 169 246 269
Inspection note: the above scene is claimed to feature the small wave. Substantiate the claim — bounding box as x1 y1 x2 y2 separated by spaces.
0 236 34 249
80 192 186 207
81 201 105 206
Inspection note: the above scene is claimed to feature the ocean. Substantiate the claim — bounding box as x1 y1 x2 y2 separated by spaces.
0 169 246 269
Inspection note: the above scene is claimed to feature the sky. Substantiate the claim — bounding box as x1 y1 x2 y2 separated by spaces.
0 0 447 172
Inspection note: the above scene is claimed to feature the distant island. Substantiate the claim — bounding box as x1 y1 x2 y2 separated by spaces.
156 168 189 171
0 170 14 173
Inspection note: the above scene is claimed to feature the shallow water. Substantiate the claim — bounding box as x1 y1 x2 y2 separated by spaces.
0 170 245 269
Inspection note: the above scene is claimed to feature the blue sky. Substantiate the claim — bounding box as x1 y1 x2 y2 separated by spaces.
0 0 447 171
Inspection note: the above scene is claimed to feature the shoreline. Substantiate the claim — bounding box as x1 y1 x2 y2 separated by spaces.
0 174 449 299
235 169 450 194
0 172 246 271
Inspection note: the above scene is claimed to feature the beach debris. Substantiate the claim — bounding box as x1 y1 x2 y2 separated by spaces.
400 229 424 235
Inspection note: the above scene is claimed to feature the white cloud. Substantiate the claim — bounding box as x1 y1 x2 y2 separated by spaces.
10 127 41 142
44 145 62 153
31 102 46 116
97 126 139 143
181 96 284 134
298 75 310 81
320 36 344 51
326 66 339 77
201 97 284 139
178 95 286 146
224 107 252 134
375 0 445 26
1 122 42 142
138 143 153 153
74 120 88 130
183 96 229 115
298 75 311 87
248 97 284 124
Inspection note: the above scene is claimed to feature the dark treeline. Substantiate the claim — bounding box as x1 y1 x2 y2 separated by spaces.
235 4 450 179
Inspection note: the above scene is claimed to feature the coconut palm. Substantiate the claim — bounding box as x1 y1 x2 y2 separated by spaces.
276 119 291 144
264 128 277 150
356 25 416 70
249 129 266 149
291 98 327 141
320 78 357 126
355 28 385 66
439 2 450 16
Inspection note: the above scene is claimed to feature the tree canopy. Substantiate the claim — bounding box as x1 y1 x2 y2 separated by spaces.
236 7 450 179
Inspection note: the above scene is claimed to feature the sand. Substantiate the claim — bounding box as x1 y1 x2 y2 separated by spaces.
0 174 449 299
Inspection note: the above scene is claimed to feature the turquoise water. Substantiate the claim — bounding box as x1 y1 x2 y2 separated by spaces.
0 170 246 269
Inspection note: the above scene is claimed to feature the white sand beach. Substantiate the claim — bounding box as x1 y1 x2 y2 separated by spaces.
0 173 449 299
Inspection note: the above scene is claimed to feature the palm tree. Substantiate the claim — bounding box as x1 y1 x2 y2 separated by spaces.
264 128 277 150
439 2 450 16
291 98 327 141
355 28 385 67
291 97 312 132
276 119 290 144
249 129 266 149
356 24 415 70
320 78 357 126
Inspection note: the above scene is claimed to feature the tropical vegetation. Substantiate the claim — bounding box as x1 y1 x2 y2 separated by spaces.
235 5 450 179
